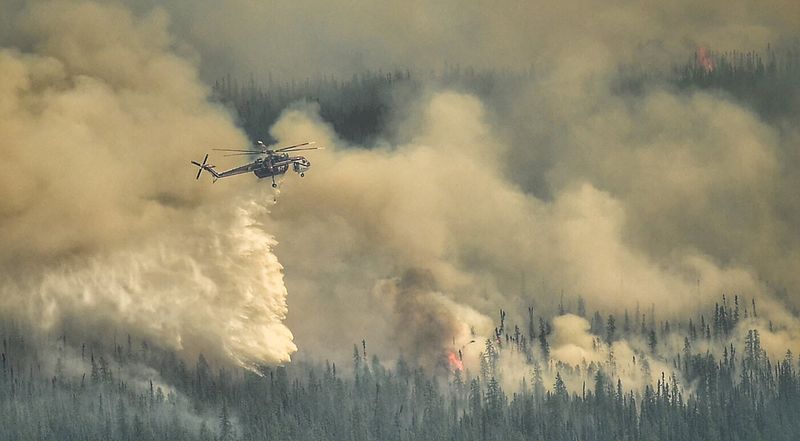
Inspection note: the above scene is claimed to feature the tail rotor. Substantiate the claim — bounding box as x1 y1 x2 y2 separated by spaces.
191 154 209 180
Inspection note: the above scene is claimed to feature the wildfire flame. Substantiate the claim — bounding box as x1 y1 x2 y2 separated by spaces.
447 350 464 372
696 47 715 73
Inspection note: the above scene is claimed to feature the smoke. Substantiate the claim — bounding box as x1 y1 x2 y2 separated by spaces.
547 314 675 393
125 0 799 81
0 1 295 366
550 315 603 367
212 3 800 372
373 269 493 372
263 94 776 374
0 1 246 260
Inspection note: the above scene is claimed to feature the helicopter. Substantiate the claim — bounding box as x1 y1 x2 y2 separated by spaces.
191 141 322 187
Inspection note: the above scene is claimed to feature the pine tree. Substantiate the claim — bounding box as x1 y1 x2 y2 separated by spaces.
219 402 233 441
527 306 536 340
538 318 550 360
469 378 482 417
90 352 99 384
606 314 617 344
554 372 568 399
623 310 630 334
116 398 128 441
648 329 658 353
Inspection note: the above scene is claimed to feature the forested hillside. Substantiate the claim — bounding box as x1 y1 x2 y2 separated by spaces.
675 45 800 120
214 45 800 146
2 295 799 441
211 67 531 145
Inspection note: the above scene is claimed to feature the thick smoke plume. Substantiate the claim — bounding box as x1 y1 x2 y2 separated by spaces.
213 0 800 381
265 94 781 371
373 269 492 372
0 1 295 366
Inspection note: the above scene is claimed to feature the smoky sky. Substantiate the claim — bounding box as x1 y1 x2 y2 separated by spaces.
2 0 800 380
124 0 800 81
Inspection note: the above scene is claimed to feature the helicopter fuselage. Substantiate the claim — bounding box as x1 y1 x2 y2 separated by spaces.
204 154 309 179
253 154 291 179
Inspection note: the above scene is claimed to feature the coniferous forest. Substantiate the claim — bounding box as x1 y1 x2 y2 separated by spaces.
214 45 800 145
2 295 800 441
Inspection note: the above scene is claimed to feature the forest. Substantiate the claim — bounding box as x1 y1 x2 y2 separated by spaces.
213 44 800 145
1 294 799 441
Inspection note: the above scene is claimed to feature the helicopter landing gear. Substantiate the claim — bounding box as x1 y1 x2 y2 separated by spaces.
272 182 277 188
300 173 305 177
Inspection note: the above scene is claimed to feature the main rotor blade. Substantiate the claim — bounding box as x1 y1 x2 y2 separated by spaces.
222 152 263 157
273 142 314 152
213 148 267 153
278 146 324 152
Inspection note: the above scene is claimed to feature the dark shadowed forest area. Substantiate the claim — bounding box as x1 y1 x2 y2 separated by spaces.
212 67 532 146
214 45 800 146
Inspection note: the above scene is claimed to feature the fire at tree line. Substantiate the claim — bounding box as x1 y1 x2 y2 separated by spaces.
1 294 798 441
2 46 799 440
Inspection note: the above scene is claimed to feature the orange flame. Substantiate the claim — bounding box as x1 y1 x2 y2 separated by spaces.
696 47 715 73
447 351 464 372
